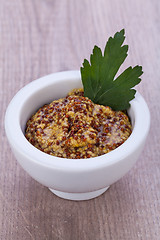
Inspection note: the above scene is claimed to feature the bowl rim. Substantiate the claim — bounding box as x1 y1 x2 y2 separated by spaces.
5 70 150 172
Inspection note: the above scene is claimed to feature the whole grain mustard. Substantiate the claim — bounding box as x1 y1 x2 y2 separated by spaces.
25 89 132 159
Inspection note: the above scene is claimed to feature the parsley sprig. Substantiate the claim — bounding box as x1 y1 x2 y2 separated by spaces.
80 29 143 111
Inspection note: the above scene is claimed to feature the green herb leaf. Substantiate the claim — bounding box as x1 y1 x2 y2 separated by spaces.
80 29 143 110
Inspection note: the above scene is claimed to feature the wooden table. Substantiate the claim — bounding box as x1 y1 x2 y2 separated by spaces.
0 1 160 239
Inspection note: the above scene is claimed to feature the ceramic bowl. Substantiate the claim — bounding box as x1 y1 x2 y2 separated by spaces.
5 70 150 201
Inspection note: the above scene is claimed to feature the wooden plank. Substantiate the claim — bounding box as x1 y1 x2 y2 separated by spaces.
0 0 160 239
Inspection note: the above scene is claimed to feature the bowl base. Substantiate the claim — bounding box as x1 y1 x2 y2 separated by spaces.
49 186 110 201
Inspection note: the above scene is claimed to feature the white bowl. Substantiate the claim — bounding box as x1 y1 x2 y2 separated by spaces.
5 70 150 201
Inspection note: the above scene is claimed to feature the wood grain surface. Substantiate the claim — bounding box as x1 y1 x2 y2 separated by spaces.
0 0 160 239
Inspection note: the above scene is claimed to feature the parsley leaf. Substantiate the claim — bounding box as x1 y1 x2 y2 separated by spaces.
80 29 143 110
